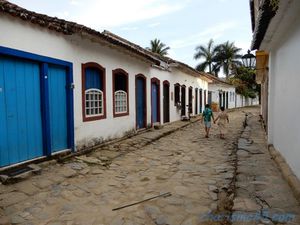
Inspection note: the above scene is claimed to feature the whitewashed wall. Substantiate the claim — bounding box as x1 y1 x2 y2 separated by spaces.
208 83 236 109
150 68 208 122
235 94 244 108
0 15 209 151
267 15 300 179
234 94 259 108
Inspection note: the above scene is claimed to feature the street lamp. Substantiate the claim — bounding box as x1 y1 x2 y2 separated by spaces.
242 50 256 69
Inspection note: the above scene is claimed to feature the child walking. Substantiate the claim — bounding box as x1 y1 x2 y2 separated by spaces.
214 106 229 139
201 104 215 138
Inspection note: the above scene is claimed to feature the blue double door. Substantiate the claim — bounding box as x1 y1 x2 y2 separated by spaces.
0 55 70 167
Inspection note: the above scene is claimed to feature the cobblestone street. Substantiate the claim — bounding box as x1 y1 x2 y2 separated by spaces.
1 107 300 225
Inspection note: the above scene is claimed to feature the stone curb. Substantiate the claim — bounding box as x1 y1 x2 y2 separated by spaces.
268 144 300 203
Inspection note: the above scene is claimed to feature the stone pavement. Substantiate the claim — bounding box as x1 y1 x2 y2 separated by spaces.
232 108 300 225
0 107 299 225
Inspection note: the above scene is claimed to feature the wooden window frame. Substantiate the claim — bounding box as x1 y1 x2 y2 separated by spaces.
82 62 106 122
114 90 127 114
85 89 104 117
112 68 129 117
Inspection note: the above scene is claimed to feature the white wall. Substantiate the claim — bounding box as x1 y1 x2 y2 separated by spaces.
0 15 209 151
235 94 244 108
208 83 236 109
267 15 300 178
150 68 208 122
235 94 259 108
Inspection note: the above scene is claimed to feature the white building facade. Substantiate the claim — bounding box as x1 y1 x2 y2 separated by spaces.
0 2 211 168
250 0 300 178
208 82 236 110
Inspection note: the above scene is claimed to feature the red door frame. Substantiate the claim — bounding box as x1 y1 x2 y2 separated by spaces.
135 74 147 129
163 80 170 123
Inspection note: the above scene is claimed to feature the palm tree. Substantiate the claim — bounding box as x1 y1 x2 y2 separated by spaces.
146 38 170 56
194 39 219 76
214 41 242 78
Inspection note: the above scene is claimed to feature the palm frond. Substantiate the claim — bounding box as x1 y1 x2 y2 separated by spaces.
148 38 170 56
195 62 208 72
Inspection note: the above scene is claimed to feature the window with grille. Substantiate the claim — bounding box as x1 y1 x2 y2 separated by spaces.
115 90 127 114
113 69 129 117
82 62 106 121
85 89 103 117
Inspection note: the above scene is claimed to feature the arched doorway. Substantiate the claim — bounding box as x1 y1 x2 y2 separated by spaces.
163 81 170 123
188 86 193 115
181 85 186 116
135 74 147 129
151 77 160 124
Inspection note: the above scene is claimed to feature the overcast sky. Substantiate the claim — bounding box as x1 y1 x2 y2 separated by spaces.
10 0 252 70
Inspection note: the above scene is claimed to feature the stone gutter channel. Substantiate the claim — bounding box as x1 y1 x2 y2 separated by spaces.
230 112 276 225
211 117 242 225
221 112 300 225
214 112 273 225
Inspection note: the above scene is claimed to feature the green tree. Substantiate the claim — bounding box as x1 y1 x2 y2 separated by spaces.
214 41 242 78
228 66 259 98
146 38 170 56
194 39 219 76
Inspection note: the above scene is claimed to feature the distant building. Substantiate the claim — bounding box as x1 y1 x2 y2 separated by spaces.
208 76 259 111
208 78 236 110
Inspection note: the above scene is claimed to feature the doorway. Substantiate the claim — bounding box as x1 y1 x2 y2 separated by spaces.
163 81 170 123
135 74 147 129
181 85 186 116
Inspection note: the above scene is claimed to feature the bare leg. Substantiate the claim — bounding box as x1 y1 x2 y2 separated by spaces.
207 127 210 137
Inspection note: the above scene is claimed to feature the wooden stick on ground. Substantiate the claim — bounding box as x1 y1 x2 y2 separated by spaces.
112 192 172 211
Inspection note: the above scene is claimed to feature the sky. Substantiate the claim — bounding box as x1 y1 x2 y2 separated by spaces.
10 0 253 70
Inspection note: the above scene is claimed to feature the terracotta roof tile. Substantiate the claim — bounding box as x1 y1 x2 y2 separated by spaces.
0 0 215 82
0 0 160 64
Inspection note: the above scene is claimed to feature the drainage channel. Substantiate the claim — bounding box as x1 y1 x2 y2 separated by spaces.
209 113 248 225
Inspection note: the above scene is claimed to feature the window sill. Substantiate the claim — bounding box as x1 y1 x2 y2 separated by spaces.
113 112 129 118
83 114 106 122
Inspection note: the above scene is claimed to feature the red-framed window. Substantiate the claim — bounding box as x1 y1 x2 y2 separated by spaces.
82 62 106 122
112 68 129 117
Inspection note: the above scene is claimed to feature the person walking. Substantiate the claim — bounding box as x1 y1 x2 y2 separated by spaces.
214 106 229 139
201 104 215 138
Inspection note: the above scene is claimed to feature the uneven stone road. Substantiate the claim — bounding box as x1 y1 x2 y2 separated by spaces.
0 107 299 225
232 109 300 225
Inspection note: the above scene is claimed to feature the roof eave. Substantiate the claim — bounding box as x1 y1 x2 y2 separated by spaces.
0 0 160 65
250 0 278 50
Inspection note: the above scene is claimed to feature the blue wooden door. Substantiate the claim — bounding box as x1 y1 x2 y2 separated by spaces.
0 56 43 167
48 65 68 153
136 77 146 129
151 83 159 123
